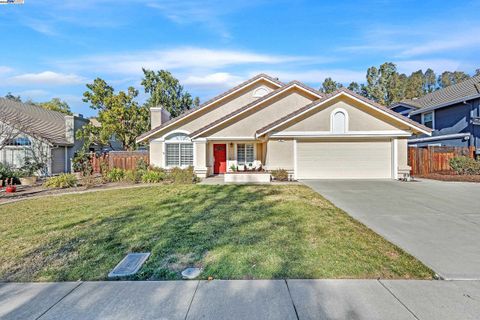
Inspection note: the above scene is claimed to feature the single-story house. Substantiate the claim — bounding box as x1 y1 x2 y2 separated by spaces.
137 74 431 179
390 74 480 152
0 98 87 175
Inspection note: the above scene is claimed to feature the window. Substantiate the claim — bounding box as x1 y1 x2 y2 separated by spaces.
164 132 193 167
332 110 347 133
422 112 434 129
237 143 254 165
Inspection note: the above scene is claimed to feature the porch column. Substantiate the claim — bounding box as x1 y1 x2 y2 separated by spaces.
193 139 208 178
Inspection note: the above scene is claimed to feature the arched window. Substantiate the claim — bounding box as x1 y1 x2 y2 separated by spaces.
164 132 193 167
252 86 271 98
331 109 348 133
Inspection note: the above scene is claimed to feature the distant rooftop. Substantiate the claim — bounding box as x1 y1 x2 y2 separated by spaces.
398 74 480 110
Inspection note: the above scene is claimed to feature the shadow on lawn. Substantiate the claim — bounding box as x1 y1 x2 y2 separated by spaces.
2 185 312 281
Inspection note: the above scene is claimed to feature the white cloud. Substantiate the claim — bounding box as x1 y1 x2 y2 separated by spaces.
0 66 14 75
399 33 480 57
60 47 307 75
9 71 86 86
183 72 243 89
17 89 51 100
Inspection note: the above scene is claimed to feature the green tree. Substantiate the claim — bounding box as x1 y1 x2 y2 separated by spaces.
364 63 404 105
320 77 343 94
438 71 470 88
5 92 21 102
77 78 149 151
423 68 436 93
475 69 480 76
404 70 424 99
38 98 72 115
193 96 201 108
141 69 198 117
347 82 361 94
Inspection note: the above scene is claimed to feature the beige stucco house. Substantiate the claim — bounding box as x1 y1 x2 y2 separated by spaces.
137 74 431 179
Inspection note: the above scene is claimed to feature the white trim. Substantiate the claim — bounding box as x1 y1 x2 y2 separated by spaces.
421 110 435 130
408 132 470 143
160 129 191 142
64 146 68 173
293 139 298 180
206 136 257 141
330 107 349 133
256 91 431 137
137 76 282 142
270 130 411 138
392 138 398 179
252 86 272 98
191 83 322 138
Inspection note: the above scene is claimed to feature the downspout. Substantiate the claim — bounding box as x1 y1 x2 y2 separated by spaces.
64 146 68 173
463 100 476 152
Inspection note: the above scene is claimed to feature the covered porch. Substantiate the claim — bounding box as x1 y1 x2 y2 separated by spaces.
193 139 268 178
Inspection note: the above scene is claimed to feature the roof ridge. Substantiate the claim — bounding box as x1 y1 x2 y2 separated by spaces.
137 74 285 142
256 89 432 136
189 81 307 137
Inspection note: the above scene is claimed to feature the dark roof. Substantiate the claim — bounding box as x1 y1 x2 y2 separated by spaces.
397 74 480 110
256 87 432 136
0 98 71 145
190 80 323 138
136 73 284 142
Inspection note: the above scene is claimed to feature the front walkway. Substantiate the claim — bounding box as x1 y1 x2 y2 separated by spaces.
1 280 479 320
303 179 480 280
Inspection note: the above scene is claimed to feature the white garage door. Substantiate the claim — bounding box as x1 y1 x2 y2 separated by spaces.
296 140 392 179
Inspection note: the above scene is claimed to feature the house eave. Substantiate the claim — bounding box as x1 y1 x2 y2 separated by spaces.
409 94 480 116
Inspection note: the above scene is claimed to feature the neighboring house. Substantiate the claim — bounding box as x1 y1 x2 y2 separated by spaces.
137 74 430 179
88 118 124 152
390 75 480 152
0 98 88 175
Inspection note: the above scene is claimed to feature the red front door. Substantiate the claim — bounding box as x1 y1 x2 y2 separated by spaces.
213 144 227 174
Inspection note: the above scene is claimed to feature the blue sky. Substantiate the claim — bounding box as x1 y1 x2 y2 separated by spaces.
1 0 479 116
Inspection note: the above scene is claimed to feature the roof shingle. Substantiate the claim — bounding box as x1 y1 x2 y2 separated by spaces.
398 74 480 109
0 98 71 145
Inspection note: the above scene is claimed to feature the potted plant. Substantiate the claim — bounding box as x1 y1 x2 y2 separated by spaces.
229 164 237 172
17 158 44 186
5 178 16 193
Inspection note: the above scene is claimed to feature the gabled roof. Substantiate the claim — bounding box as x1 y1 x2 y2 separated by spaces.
136 73 284 142
190 80 323 138
393 75 480 113
0 98 72 145
256 87 432 137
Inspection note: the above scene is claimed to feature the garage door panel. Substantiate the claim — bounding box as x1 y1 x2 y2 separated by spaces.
297 141 392 179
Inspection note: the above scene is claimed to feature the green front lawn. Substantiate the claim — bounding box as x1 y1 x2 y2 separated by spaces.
0 185 433 281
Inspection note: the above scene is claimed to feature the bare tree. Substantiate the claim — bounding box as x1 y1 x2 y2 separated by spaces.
0 111 27 151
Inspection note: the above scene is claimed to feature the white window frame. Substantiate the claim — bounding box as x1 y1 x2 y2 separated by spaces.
163 132 194 168
421 111 435 129
235 143 255 165
330 108 349 133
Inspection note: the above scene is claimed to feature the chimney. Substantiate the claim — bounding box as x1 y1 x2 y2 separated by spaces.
150 107 171 129
65 115 75 144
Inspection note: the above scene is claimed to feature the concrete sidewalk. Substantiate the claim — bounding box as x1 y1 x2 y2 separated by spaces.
1 280 479 320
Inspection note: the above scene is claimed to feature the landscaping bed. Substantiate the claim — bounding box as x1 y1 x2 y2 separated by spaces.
417 173 480 182
0 184 433 281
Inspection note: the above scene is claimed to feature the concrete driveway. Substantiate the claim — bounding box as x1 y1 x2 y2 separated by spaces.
302 179 480 280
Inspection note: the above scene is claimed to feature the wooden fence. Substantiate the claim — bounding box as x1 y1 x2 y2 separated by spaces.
408 146 475 176
90 151 149 173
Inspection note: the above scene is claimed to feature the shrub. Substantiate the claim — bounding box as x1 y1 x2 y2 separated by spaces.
168 166 198 184
81 174 100 189
44 174 77 188
271 169 289 181
106 168 125 182
136 158 148 171
72 151 93 176
449 156 480 175
0 163 15 181
141 170 166 183
124 169 144 183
